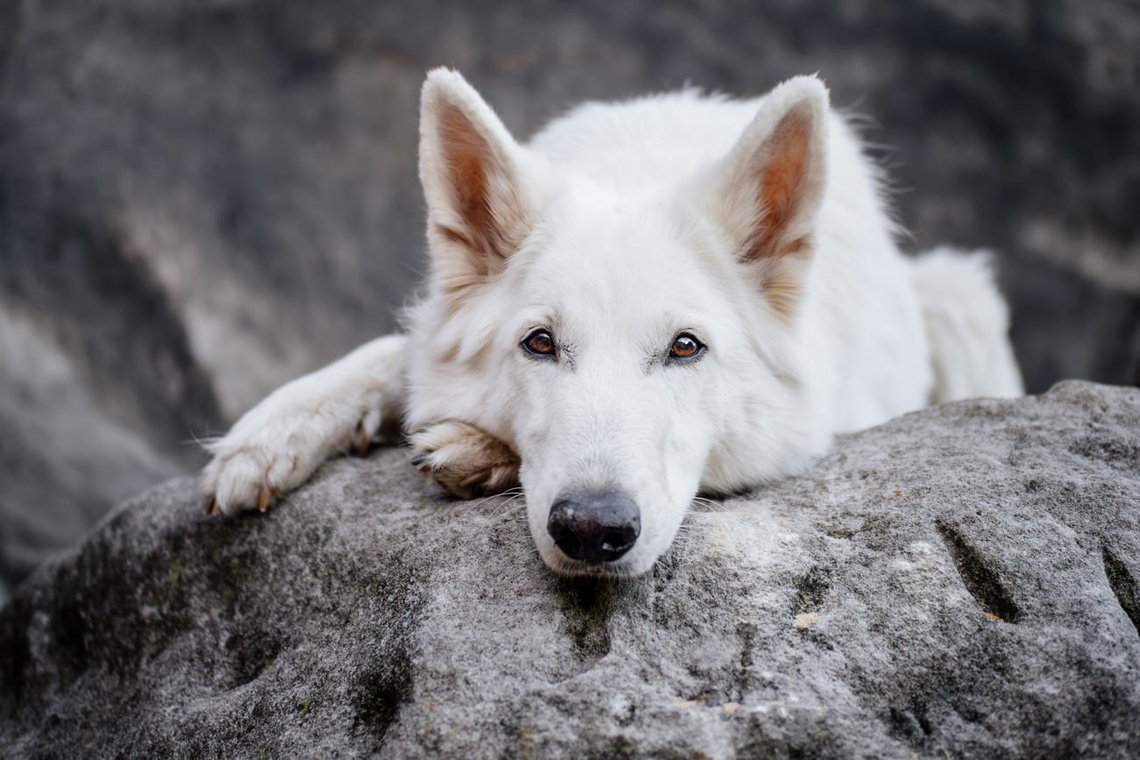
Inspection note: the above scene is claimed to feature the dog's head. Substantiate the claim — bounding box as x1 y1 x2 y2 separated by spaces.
413 69 830 576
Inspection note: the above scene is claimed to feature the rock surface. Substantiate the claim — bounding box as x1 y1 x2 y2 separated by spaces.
1 0 1138 600
1 381 1138 757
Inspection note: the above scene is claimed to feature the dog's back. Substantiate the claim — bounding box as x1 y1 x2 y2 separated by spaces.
911 248 1024 403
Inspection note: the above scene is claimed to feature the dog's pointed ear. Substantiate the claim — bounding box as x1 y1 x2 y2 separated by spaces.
707 75 829 319
419 69 533 293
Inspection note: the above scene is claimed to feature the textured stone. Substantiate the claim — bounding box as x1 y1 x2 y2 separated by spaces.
2 381 1138 757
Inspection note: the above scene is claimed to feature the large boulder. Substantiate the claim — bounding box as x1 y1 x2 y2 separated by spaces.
1 0 1138 601
1 381 1138 757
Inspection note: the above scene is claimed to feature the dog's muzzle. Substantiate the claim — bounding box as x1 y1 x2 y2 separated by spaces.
546 490 640 563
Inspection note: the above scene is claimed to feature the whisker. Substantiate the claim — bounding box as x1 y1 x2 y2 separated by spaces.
489 493 527 516
451 488 525 517
690 495 729 513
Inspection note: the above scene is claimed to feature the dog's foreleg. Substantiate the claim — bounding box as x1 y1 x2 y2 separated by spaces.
201 334 407 515
408 421 520 500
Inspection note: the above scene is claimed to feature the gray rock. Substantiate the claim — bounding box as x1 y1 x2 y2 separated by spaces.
1 380 1138 757
0 309 179 607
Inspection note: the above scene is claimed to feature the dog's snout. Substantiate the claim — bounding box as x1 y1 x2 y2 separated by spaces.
547 491 640 563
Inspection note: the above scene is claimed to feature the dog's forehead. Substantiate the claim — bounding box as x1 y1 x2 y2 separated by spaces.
532 198 705 287
512 200 732 340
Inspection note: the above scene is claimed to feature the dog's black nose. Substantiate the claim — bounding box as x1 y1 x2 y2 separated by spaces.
547 491 640 563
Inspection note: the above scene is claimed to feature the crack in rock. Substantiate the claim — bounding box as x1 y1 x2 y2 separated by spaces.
1103 547 1140 638
936 520 1022 624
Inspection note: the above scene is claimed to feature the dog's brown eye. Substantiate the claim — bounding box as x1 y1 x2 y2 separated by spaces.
669 333 705 361
522 329 556 358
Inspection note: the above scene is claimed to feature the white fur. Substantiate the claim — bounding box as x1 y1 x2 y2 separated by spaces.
202 69 1022 575
911 247 1024 402
201 335 406 514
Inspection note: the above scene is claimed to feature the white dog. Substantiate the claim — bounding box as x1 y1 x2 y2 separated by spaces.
201 69 1022 577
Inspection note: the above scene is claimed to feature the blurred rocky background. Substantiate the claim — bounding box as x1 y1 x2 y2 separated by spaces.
1 0 1137 603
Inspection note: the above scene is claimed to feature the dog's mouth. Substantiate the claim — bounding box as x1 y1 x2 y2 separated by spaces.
545 553 645 578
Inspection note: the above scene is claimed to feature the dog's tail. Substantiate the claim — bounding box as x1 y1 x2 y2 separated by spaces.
910 247 1024 404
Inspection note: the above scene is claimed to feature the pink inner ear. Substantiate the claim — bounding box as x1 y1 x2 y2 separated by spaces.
745 106 814 263
438 104 502 268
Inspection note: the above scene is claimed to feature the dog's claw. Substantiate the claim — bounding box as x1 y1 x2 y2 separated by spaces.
410 454 429 469
257 483 274 513
458 472 485 489
354 421 371 457
204 496 219 517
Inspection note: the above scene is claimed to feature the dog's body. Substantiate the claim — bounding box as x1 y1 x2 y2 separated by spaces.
202 70 1022 576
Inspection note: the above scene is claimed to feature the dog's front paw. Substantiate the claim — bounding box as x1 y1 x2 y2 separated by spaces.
201 393 385 517
408 421 519 499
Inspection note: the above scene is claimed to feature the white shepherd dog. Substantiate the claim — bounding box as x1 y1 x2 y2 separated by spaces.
202 69 1023 577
